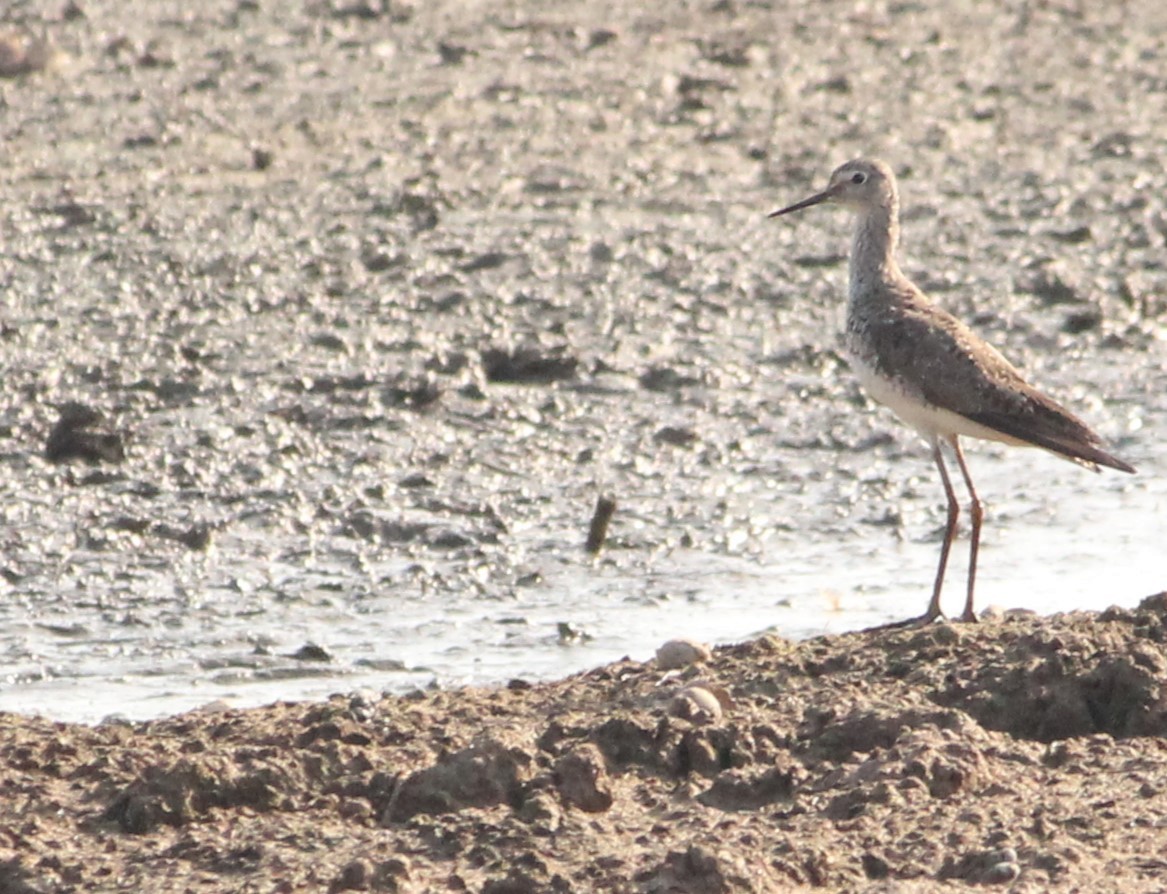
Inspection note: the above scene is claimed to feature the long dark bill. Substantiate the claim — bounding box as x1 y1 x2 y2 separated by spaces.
768 188 835 218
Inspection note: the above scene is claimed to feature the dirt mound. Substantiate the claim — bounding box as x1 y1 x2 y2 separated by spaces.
4 604 1167 891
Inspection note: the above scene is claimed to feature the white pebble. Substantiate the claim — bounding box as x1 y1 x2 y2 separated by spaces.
670 686 723 724
656 638 711 670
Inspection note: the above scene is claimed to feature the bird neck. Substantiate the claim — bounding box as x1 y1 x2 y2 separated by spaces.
848 200 906 302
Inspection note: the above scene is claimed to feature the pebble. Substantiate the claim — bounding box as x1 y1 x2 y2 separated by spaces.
670 686 723 725
982 860 1021 884
345 689 383 725
656 638 711 670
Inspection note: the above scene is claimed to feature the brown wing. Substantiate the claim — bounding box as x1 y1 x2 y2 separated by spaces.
861 301 1135 473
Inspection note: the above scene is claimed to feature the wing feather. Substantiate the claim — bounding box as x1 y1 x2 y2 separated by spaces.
856 300 1134 474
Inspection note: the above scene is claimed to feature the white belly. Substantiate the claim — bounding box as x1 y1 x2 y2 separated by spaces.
849 353 1027 447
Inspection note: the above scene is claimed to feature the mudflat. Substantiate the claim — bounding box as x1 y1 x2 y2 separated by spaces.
2 0 1165 890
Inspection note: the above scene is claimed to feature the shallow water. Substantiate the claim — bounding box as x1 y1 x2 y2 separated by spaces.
2 419 1159 725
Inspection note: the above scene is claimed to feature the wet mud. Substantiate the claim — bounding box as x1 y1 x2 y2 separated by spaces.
1 0 1162 721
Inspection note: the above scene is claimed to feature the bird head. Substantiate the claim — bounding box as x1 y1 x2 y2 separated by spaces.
769 159 895 217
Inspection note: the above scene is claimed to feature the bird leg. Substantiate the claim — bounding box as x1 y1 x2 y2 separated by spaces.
868 440 978 631
923 439 960 623
949 437 983 623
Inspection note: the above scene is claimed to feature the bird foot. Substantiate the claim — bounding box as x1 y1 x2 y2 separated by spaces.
866 610 945 632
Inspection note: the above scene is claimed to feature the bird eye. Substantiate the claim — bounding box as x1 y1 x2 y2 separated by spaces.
850 172 867 184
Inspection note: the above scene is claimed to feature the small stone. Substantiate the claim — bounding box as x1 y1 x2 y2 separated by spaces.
978 603 1007 621
290 643 332 662
653 425 698 447
940 846 1023 885
982 861 1021 884
669 686 723 725
656 638 711 670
